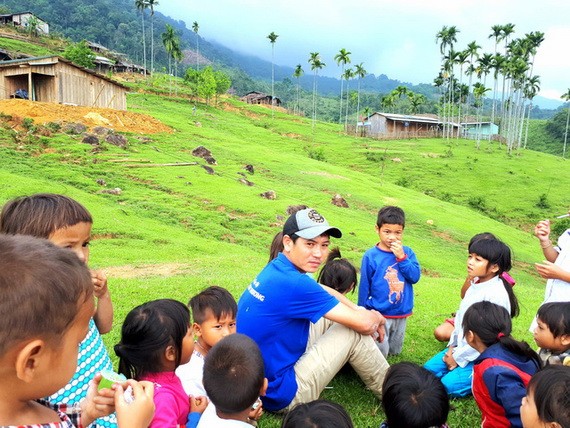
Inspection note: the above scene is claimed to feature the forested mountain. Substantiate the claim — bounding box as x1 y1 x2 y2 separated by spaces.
1 0 432 98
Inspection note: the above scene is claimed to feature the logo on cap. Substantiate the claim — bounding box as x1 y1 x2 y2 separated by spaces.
307 209 325 223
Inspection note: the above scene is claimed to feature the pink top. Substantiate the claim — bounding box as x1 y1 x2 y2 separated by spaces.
141 371 190 428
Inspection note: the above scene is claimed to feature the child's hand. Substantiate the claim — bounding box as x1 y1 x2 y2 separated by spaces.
443 347 458 370
389 240 405 259
248 399 264 422
115 380 155 428
534 220 551 242
190 395 208 414
91 269 109 298
81 373 116 426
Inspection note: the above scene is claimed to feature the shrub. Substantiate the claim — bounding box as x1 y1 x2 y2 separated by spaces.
535 193 550 209
467 195 487 212
307 146 325 162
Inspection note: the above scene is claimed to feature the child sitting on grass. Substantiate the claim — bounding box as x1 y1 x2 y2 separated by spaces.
520 365 570 428
463 301 541 428
0 234 154 428
380 362 449 428
0 193 116 427
197 334 267 427
533 302 570 366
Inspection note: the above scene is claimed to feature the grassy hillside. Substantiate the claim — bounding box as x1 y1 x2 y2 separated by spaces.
0 93 568 427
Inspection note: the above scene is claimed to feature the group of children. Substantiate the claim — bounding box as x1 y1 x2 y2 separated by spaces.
0 193 568 428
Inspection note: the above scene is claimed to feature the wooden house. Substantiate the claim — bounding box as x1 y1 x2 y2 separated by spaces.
0 12 49 35
0 56 127 110
240 91 281 106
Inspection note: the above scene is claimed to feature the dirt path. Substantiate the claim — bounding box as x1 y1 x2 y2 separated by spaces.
0 99 172 134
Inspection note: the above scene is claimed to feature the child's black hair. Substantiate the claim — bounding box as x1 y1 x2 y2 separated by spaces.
0 193 92 238
382 362 449 428
203 334 264 415
468 232 496 247
463 301 541 368
376 206 405 228
281 399 354 428
189 286 237 324
316 247 357 294
115 299 190 379
468 237 519 317
537 302 570 338
527 365 570 428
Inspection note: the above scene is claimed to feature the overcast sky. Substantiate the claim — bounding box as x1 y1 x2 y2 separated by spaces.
159 0 569 101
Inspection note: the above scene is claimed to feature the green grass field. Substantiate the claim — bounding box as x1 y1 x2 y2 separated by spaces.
0 90 568 427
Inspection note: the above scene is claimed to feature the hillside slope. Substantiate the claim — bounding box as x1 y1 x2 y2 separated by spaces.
0 93 568 426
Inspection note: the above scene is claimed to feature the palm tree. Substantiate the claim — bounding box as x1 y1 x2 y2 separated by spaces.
135 0 148 73
308 52 325 129
342 67 354 129
293 64 304 116
192 21 199 71
161 24 179 94
499 23 516 123
455 49 469 136
409 93 426 114
464 41 480 118
147 0 159 74
267 32 279 114
472 82 490 148
562 89 570 158
489 25 503 126
354 63 367 134
522 75 540 149
436 25 460 139
334 48 351 124
381 94 395 113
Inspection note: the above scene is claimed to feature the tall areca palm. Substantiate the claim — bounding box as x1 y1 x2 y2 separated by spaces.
499 23 516 121
342 67 354 129
147 0 159 74
436 25 459 139
267 32 279 114
134 0 148 73
308 52 325 129
293 64 304 116
472 82 490 148
192 21 199 71
334 48 351 124
354 63 366 133
562 89 570 158
522 75 540 149
489 25 503 125
161 24 179 93
465 41 480 118
455 49 469 136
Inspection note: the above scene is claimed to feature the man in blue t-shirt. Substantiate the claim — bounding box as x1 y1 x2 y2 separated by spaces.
237 208 390 412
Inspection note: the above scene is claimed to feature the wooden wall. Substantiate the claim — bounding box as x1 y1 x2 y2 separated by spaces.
0 57 126 110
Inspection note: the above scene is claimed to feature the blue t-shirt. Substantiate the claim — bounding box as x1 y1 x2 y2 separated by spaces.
358 245 421 317
237 253 338 411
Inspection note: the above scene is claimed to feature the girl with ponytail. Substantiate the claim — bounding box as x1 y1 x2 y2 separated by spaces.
463 301 541 428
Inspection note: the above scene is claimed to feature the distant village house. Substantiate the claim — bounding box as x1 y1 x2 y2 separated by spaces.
0 56 127 110
0 12 49 35
240 91 281 107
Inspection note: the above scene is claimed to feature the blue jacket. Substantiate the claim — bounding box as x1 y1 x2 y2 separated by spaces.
472 343 540 428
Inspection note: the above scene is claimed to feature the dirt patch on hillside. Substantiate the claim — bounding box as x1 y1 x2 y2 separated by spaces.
103 263 194 279
0 99 172 134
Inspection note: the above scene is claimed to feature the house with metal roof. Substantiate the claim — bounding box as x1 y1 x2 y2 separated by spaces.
0 12 49 35
0 56 127 110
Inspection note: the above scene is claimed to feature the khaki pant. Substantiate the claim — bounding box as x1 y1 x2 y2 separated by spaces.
281 318 389 411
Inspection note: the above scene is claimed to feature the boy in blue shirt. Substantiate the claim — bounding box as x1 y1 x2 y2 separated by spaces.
358 205 421 357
